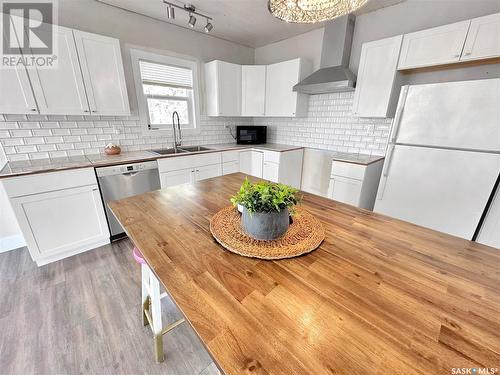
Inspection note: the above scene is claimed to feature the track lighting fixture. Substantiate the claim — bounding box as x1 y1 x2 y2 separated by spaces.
163 1 213 32
188 13 196 27
204 19 213 33
166 4 175 19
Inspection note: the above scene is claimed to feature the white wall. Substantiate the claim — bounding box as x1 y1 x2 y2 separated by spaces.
255 28 324 70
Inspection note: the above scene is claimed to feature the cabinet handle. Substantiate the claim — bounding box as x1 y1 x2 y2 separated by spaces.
31 108 37 112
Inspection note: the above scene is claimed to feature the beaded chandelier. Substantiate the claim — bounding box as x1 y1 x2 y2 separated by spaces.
268 0 368 23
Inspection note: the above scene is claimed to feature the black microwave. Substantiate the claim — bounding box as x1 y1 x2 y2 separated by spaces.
236 126 267 144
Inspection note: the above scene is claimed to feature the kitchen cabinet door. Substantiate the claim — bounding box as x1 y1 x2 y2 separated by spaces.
222 161 239 175
160 169 194 188
195 164 222 181
239 150 263 178
74 30 130 116
263 161 279 183
0 17 38 114
265 58 310 117
353 35 403 118
205 60 241 116
398 20 470 70
241 65 266 116
328 176 362 207
24 24 90 115
239 151 252 175
10 185 109 265
461 12 500 62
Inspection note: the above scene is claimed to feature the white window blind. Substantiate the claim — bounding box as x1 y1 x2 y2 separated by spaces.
139 60 193 88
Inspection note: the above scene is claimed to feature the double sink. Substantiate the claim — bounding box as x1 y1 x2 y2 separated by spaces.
149 146 212 156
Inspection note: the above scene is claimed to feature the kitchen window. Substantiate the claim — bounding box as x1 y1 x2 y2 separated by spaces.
131 49 201 133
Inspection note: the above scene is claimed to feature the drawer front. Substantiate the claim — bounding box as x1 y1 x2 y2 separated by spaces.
329 176 363 207
11 184 109 257
222 161 239 175
331 161 366 180
263 161 279 183
222 150 239 163
263 150 281 164
3 167 97 197
157 152 222 172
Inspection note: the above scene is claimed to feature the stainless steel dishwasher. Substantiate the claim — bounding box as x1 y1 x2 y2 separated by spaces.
96 161 161 240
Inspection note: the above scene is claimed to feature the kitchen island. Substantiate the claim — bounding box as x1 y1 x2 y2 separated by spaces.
110 173 500 374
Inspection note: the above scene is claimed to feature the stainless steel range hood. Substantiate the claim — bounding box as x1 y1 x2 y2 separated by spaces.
293 15 357 94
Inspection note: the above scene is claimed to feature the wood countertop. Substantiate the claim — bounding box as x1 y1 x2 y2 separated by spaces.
108 173 500 374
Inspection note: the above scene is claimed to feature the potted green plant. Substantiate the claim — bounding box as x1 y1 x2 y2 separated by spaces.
231 178 301 240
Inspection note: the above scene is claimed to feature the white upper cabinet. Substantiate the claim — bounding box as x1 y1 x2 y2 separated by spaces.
353 35 403 118
461 13 500 61
27 25 90 115
205 60 241 116
241 65 266 116
265 58 310 117
0 17 38 114
74 30 130 116
398 20 471 70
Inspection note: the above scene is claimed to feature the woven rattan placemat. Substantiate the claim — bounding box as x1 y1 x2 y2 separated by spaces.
210 206 325 260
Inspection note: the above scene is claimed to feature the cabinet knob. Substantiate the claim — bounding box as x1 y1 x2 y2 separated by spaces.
84 110 90 113
453 54 460 58
464 52 472 56
31 108 37 112
91 110 97 113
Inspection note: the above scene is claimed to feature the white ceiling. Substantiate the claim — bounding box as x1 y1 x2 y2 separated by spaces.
96 0 406 48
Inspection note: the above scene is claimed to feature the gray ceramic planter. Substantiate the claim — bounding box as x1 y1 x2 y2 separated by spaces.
241 207 289 240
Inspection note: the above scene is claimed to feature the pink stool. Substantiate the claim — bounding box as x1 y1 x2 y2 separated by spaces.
132 246 184 363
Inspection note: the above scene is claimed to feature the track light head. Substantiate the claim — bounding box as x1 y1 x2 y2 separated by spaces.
166 4 175 19
204 20 213 33
188 13 196 28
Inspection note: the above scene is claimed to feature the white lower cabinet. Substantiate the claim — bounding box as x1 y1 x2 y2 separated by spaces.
160 168 195 187
2 168 110 266
328 160 384 210
239 148 303 189
329 176 363 206
196 164 222 181
239 150 263 178
263 161 279 183
158 152 222 188
221 151 240 175
222 161 239 175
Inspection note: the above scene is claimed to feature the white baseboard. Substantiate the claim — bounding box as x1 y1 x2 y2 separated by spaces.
0 234 26 253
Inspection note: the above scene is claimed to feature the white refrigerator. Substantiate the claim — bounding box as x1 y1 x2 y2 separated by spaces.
374 78 500 247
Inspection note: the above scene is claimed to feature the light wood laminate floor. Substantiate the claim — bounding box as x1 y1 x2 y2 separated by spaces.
0 239 218 375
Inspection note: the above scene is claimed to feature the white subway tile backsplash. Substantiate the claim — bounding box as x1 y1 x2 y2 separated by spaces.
2 138 24 146
9 129 32 137
0 92 389 162
37 144 57 152
40 122 60 129
16 145 38 153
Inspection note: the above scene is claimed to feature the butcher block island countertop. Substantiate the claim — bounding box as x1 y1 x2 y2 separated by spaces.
108 173 500 374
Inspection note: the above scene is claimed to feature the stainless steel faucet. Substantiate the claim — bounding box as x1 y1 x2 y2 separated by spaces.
172 111 182 150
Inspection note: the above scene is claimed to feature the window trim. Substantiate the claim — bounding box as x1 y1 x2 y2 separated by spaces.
130 49 201 135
